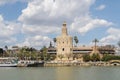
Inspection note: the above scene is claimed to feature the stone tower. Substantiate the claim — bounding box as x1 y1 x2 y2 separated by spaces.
56 22 73 59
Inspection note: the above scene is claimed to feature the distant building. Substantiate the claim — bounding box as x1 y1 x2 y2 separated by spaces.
47 42 56 55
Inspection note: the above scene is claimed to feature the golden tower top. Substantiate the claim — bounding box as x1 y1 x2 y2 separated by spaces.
62 21 68 36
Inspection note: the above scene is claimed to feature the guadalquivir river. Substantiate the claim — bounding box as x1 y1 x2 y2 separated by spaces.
0 66 120 80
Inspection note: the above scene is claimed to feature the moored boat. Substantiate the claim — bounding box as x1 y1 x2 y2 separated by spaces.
27 61 44 67
18 60 44 67
0 57 18 67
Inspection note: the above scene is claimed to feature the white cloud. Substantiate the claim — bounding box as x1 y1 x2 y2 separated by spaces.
22 24 60 35
0 21 21 38
70 16 113 35
17 35 51 48
18 0 95 25
4 37 17 44
107 27 120 35
0 37 17 47
0 15 21 46
18 0 112 36
96 4 106 11
100 27 120 45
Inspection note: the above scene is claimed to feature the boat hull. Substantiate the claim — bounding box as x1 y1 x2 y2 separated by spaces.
0 64 17 67
27 62 44 67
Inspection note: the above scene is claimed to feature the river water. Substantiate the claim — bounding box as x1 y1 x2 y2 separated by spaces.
0 66 120 80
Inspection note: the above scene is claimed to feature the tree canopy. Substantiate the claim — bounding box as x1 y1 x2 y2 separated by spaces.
74 36 79 46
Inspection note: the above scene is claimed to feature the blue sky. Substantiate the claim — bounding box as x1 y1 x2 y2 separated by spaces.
0 2 27 21
0 0 120 49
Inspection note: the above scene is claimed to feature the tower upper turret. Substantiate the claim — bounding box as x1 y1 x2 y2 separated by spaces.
62 21 68 36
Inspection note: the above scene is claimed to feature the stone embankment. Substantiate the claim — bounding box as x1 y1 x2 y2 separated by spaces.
44 61 120 67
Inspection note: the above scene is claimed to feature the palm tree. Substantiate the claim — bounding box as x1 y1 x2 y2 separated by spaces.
5 45 8 51
74 36 79 47
53 38 56 47
4 45 8 57
118 40 120 47
92 38 99 50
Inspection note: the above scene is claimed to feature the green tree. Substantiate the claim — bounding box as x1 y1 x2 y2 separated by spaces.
0 48 3 57
5 45 8 51
18 47 27 60
91 53 100 62
4 46 9 57
101 54 111 61
17 47 37 60
74 36 79 47
102 54 120 61
83 54 90 62
53 38 57 47
58 54 64 60
118 40 120 47
73 54 79 60
49 54 56 60
28 47 37 60
30 51 37 60
40 46 48 61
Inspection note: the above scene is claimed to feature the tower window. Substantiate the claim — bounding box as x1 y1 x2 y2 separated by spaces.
62 48 64 51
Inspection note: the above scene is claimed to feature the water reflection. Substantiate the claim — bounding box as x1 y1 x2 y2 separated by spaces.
0 67 120 80
55 66 120 80
56 67 75 80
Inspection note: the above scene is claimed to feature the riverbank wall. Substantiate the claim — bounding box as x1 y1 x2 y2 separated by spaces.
44 62 120 67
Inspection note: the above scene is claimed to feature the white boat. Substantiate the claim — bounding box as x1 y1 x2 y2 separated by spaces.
18 60 44 67
0 57 18 67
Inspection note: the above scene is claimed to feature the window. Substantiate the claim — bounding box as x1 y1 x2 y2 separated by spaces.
62 48 64 51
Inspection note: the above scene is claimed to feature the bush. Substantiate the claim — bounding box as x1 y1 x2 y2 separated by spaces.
102 54 120 61
83 53 101 62
83 54 90 62
90 53 100 62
